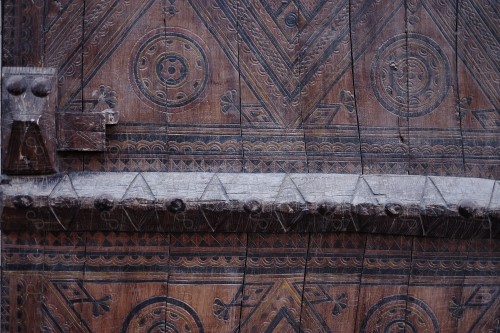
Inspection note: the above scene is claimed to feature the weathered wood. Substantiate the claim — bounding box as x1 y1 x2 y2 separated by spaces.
1 0 44 67
407 1 465 176
41 232 86 332
457 0 500 179
82 0 168 172
303 233 366 332
169 233 246 332
457 239 500 332
1 67 58 175
167 0 243 173
82 0 162 120
56 112 106 151
1 232 45 332
303 0 362 174
1 172 498 238
0 0 498 176
351 0 410 174
354 235 413 332
238 0 308 173
2 3 500 333
45 0 84 111
44 0 85 170
84 232 169 332
240 233 308 332
408 238 469 332
4 232 497 332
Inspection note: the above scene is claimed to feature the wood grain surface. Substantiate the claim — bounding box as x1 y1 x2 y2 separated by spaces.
1 1 499 331
1 0 498 178
1 231 499 332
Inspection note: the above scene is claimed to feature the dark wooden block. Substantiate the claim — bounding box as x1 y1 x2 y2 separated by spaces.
2 67 58 175
57 112 106 151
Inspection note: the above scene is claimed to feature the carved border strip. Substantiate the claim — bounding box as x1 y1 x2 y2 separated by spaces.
0 173 498 237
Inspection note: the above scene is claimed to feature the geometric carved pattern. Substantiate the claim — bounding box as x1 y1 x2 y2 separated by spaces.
1 172 498 238
2 232 499 332
472 109 500 129
371 33 450 117
360 295 440 333
2 2 499 333
121 297 204 333
2 0 498 177
449 285 500 320
130 30 209 109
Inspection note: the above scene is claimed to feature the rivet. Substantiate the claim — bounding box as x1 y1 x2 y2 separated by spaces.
244 200 262 214
94 196 115 212
168 199 186 213
13 195 33 209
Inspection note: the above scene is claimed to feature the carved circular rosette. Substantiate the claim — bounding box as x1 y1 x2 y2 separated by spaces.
361 295 439 333
121 297 204 333
130 29 209 111
371 33 450 117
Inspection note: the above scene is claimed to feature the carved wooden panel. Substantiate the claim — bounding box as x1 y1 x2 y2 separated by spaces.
1 0 498 178
351 0 409 175
2 231 499 332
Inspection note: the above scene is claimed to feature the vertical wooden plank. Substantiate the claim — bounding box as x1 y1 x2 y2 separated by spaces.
82 0 168 172
165 0 243 173
408 238 469 333
239 1 307 173
456 239 500 333
302 233 366 332
1 232 45 332
239 233 308 332
406 0 464 176
354 234 413 332
2 0 44 67
351 0 409 174
40 232 86 332
83 232 169 332
168 233 246 332
0 0 2 173
302 0 362 174
44 0 84 111
457 0 500 179
44 0 85 171
82 0 165 121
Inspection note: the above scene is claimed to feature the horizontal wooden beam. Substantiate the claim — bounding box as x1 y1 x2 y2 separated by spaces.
0 173 498 238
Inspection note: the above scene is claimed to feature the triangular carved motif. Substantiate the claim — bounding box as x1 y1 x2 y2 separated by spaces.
5 121 54 175
274 175 306 232
121 173 158 231
189 0 353 128
200 174 230 202
199 174 231 231
47 279 109 333
237 280 332 333
49 175 80 230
